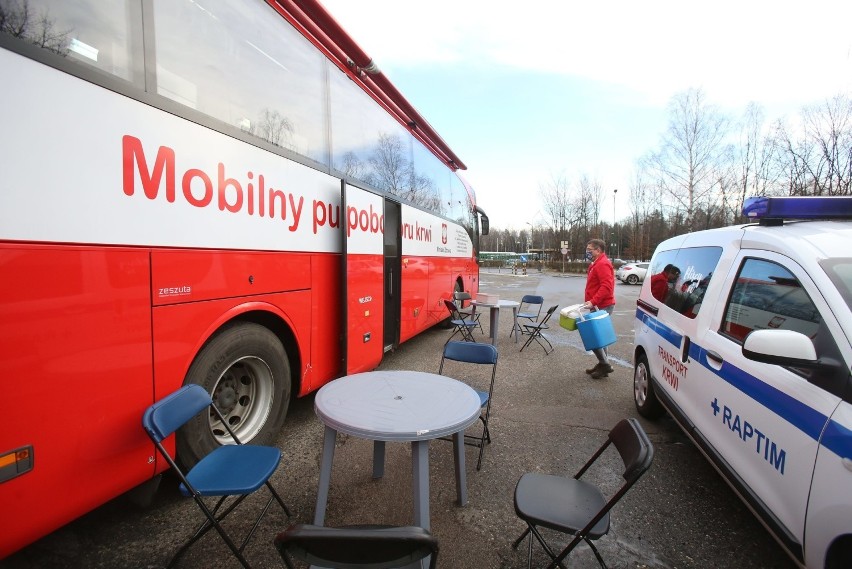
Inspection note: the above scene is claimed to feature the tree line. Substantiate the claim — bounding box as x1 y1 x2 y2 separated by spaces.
481 87 852 262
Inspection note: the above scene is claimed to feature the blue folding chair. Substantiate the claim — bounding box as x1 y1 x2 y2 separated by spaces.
443 299 479 344
438 341 499 470
142 384 290 568
511 295 544 339
520 305 559 355
453 290 484 334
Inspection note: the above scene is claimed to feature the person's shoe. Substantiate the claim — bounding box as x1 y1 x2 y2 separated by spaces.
586 363 613 375
590 367 610 379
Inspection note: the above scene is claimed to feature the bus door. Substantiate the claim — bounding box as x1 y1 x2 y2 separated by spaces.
341 182 385 374
383 199 401 352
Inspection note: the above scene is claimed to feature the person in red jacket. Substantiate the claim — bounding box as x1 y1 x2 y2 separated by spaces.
650 264 681 302
582 238 616 379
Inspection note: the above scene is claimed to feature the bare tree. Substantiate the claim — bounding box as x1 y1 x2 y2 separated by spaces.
732 102 777 218
336 151 367 181
256 108 294 148
540 173 573 238
648 88 729 230
363 133 440 210
366 133 408 194
628 164 654 260
577 174 603 231
0 0 69 54
801 94 852 195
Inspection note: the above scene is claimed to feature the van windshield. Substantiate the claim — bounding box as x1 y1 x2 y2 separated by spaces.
820 258 852 312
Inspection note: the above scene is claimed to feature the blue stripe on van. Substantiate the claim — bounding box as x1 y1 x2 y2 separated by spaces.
821 420 852 459
635 308 682 346
637 308 852 460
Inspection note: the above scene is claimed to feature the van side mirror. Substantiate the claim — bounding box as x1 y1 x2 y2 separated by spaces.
742 329 822 369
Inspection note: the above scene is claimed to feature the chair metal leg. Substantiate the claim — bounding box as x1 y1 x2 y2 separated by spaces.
446 323 476 345
445 328 460 345
519 331 537 352
527 524 569 569
534 333 553 355
511 526 534 569
512 526 531 549
236 482 290 552
528 528 534 569
265 480 292 518
583 536 608 569
168 495 252 569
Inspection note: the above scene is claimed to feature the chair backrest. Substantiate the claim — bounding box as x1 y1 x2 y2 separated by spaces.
519 295 544 316
610 417 655 483
439 341 498 407
443 298 464 320
442 340 498 365
521 294 544 306
142 384 212 443
274 524 439 569
453 290 472 304
534 305 559 328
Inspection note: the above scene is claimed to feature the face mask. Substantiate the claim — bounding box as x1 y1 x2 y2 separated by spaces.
585 251 594 261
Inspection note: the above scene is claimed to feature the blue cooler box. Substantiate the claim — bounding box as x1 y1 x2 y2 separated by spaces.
576 310 617 350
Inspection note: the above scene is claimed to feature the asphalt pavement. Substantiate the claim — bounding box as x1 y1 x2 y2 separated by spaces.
4 270 797 569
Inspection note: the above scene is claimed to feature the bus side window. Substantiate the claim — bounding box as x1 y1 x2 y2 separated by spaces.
0 0 143 84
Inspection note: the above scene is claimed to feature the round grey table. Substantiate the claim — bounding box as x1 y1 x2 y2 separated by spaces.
313 370 482 531
471 299 520 344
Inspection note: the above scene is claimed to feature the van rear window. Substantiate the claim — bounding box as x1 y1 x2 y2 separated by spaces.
648 247 723 319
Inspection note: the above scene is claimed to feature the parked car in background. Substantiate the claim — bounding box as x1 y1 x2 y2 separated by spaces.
616 262 649 284
632 196 852 569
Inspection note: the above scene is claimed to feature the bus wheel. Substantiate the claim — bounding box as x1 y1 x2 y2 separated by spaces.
440 281 463 328
177 322 291 468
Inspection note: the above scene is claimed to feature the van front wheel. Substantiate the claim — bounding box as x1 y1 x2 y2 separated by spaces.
634 353 664 419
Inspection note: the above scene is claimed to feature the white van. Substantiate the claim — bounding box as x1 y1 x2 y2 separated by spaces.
633 196 852 569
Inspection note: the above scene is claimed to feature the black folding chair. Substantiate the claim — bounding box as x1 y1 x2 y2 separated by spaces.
274 524 438 569
142 384 291 569
443 298 478 344
512 418 654 569
438 341 499 470
519 304 558 354
511 294 544 339
453 290 484 334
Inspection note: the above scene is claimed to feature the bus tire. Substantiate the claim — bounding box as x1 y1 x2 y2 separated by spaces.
177 322 291 469
440 281 463 328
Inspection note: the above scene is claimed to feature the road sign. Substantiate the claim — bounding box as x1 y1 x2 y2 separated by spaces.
561 248 568 255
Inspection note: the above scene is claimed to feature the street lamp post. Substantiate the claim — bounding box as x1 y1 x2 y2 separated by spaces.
526 222 533 255
613 189 618 260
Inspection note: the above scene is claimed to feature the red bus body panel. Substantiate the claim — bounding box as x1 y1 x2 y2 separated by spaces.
0 245 155 556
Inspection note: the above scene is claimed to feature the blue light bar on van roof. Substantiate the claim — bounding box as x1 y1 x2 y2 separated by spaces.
743 196 852 221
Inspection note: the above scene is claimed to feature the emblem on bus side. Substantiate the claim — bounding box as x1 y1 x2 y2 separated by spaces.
158 285 192 297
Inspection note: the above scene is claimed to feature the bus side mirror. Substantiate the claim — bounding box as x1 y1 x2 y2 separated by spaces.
480 214 489 235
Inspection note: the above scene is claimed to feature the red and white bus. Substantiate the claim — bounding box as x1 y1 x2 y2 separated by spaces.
0 0 489 557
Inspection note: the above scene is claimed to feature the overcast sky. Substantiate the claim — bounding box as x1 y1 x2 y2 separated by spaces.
320 0 852 229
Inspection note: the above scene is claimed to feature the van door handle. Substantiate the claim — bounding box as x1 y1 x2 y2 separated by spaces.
706 350 723 364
